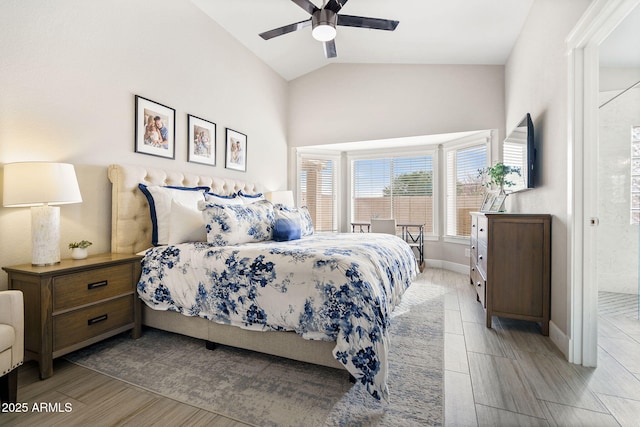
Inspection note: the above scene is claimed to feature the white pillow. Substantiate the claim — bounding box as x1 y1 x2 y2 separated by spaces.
138 184 208 245
204 192 244 205
168 200 207 244
199 199 275 246
237 190 265 204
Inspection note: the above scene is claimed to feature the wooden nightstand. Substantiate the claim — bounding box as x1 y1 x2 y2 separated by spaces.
2 253 142 379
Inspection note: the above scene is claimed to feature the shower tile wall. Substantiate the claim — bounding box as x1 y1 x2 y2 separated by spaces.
598 89 640 294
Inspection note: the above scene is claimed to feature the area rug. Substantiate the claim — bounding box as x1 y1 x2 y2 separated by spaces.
65 277 445 426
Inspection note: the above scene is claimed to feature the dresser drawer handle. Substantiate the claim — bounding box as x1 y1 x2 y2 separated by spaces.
88 314 108 325
479 228 484 232
472 245 475 249
477 282 482 287
478 255 483 260
88 280 108 290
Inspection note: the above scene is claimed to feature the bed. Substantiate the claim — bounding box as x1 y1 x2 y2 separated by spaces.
108 164 418 400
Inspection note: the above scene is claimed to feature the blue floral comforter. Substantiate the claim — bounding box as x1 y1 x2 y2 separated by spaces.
137 233 418 400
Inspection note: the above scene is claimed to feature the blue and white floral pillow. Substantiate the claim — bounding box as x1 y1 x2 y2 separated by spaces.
274 205 314 237
199 199 275 246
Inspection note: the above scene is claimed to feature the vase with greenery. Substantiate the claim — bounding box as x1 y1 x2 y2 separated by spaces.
68 240 92 259
477 162 521 195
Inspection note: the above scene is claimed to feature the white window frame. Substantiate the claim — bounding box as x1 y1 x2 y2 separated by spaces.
442 135 492 244
347 146 438 239
295 148 341 232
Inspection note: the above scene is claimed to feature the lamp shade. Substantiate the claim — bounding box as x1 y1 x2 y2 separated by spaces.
3 162 83 207
265 190 295 208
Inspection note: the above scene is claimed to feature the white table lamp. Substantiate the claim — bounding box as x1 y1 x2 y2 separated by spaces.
3 162 83 265
265 190 295 208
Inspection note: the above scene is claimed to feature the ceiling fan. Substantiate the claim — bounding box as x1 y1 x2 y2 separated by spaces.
259 0 399 58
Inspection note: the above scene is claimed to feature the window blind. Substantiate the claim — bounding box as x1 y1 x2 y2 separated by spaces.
352 155 433 234
299 157 336 232
445 144 486 237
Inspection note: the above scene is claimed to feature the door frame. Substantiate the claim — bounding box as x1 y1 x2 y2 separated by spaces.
566 0 640 365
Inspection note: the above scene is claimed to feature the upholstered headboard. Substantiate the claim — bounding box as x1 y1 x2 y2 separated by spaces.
108 164 262 254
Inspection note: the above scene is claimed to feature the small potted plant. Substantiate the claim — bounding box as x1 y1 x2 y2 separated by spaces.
68 240 92 260
477 162 521 195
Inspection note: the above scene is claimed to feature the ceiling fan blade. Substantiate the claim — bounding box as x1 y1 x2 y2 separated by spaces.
323 39 337 58
291 0 319 15
337 14 399 31
325 0 348 13
259 19 312 40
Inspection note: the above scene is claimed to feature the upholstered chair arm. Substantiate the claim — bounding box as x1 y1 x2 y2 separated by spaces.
0 290 24 373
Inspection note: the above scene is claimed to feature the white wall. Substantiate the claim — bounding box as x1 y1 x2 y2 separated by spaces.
504 0 592 335
288 63 505 267
598 88 640 294
288 64 505 147
0 0 289 289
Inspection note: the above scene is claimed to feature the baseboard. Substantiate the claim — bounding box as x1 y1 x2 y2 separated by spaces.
425 259 469 275
549 320 570 359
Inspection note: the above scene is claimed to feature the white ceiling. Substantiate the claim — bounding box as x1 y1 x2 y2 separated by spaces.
192 0 535 81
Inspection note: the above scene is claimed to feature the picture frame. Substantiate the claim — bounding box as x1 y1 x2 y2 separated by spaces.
489 193 507 212
225 128 247 172
135 95 175 159
480 192 496 212
187 115 216 166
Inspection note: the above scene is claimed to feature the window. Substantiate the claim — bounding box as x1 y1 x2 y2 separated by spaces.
351 154 434 234
297 155 337 232
444 142 488 238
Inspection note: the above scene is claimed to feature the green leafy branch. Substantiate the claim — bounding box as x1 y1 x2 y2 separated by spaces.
477 162 521 190
68 240 92 249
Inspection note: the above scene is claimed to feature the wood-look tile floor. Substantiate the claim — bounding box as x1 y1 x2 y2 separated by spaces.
444 270 640 427
3 269 640 426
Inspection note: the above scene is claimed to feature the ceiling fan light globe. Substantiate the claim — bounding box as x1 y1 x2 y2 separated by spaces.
312 24 336 41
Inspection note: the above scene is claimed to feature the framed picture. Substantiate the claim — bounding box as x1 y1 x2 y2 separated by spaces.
480 192 496 212
135 95 175 159
187 115 216 166
489 193 507 212
225 128 247 172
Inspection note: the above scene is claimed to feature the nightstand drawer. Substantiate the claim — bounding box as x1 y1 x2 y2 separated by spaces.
53 264 134 311
53 295 134 351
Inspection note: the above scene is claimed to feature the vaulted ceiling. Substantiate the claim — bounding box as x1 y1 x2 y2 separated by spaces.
192 0 535 80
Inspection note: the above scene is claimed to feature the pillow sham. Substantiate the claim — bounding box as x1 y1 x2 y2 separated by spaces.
237 189 265 204
199 199 275 246
204 192 244 206
168 200 207 244
138 183 208 246
274 205 314 237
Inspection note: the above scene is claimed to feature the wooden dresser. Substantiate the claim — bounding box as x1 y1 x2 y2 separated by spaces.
470 213 551 335
2 253 142 379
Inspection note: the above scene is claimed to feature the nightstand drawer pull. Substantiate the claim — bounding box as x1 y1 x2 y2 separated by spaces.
88 314 108 325
87 280 108 290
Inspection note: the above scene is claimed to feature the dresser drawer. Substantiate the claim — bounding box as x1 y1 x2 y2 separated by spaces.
53 264 134 311
53 295 134 351
477 241 488 277
476 215 488 243
471 264 486 308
